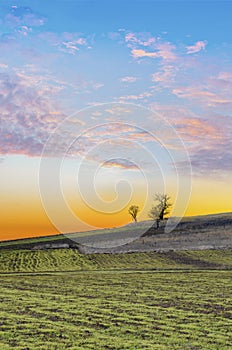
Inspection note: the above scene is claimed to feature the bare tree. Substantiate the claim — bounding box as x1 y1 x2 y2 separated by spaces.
148 194 172 228
128 205 139 223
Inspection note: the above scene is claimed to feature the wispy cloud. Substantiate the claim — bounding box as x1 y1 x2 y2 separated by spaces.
0 6 92 58
151 64 176 86
103 158 138 170
38 31 93 55
0 70 65 156
151 102 232 176
190 145 232 175
131 49 158 59
149 58 232 109
120 76 137 83
173 82 232 107
125 32 156 48
151 103 227 143
15 25 32 37
58 35 91 55
124 31 176 62
0 63 8 69
186 40 207 54
5 5 46 28
117 91 152 102
130 43 176 61
153 42 177 61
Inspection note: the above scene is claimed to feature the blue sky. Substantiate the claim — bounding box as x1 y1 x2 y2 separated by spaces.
0 0 232 238
19 1 230 39
24 1 232 44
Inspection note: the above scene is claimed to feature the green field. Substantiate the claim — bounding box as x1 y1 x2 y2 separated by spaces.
0 270 231 349
0 248 231 349
0 248 232 273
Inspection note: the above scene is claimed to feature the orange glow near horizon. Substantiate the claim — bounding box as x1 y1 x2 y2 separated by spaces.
184 177 232 217
0 154 231 242
0 174 231 242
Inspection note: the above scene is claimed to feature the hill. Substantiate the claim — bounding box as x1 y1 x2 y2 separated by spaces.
0 212 231 254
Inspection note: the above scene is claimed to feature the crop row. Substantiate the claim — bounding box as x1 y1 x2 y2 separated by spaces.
0 249 232 273
0 271 231 349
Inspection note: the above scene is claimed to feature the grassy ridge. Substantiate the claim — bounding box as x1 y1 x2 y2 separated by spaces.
0 234 66 248
0 271 231 349
0 248 232 273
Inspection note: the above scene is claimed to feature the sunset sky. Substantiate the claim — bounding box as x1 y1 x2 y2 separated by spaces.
1 0 232 241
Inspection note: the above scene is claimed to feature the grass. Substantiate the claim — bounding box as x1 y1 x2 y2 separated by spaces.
0 270 231 349
0 248 232 273
0 234 64 247
0 246 231 349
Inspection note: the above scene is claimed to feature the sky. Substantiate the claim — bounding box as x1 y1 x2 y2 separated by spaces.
0 0 232 241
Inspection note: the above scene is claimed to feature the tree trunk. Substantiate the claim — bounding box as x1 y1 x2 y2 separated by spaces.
156 219 160 229
160 211 164 221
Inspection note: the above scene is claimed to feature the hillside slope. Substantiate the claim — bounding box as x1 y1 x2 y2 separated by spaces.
0 249 232 273
0 212 231 254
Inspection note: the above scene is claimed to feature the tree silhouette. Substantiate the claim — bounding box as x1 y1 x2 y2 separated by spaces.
148 194 172 228
128 205 140 223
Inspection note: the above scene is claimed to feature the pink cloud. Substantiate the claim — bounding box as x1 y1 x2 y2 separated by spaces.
218 71 232 81
186 40 207 54
154 42 176 61
0 70 66 156
131 45 176 61
131 48 176 61
150 103 226 142
173 85 232 106
131 49 158 59
150 102 232 176
103 159 138 170
152 65 176 85
125 32 156 48
0 63 8 69
125 32 176 62
118 91 152 102
79 123 155 147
